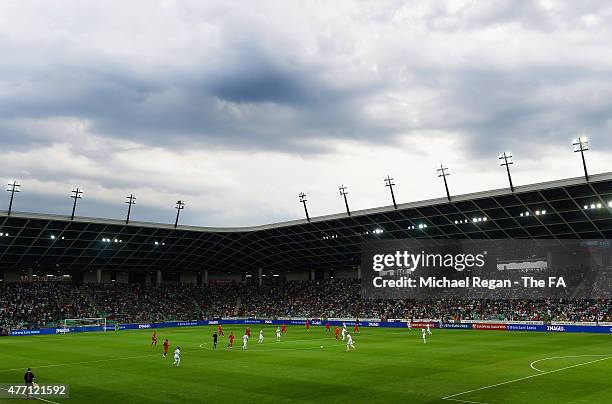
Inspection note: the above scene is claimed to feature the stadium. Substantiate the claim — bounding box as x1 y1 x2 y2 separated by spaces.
2 2 612 404
1 169 611 403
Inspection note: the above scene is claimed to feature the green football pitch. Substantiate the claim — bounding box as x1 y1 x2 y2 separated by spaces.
0 326 610 403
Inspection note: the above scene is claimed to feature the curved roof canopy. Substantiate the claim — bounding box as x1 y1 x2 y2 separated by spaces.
1 173 611 273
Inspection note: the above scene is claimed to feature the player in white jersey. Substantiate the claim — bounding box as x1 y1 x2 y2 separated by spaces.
242 333 249 350
276 327 281 342
426 324 432 335
421 328 427 344
341 324 347 341
258 329 264 343
345 332 355 351
173 347 181 366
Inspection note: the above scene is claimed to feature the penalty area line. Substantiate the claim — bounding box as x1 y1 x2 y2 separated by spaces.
442 356 611 402
529 354 611 373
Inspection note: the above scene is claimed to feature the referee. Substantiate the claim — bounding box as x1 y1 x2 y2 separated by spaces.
24 368 34 399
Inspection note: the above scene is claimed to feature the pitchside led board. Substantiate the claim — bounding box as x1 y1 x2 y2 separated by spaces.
361 239 612 300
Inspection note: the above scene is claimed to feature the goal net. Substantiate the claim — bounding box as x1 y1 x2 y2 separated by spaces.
62 318 107 333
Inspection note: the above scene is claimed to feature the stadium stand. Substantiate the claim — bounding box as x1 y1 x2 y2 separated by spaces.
1 280 610 334
1 173 611 336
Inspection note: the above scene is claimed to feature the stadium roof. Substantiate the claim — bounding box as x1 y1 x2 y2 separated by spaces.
1 172 612 273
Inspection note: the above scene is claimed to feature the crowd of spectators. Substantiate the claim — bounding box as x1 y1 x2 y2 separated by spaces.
1 279 610 334
238 279 610 322
0 282 96 332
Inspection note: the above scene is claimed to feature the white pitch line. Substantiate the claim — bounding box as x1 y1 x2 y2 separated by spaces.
529 354 610 373
443 398 488 404
0 387 60 404
0 354 159 373
442 356 611 402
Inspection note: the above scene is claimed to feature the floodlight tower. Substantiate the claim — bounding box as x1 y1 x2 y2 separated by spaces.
436 164 451 202
70 187 83 220
339 185 350 216
6 180 21 216
299 192 310 222
384 175 397 210
573 136 590 182
498 152 515 192
125 194 136 224
174 200 185 228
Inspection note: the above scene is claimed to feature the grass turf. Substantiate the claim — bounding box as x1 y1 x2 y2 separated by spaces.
0 326 610 403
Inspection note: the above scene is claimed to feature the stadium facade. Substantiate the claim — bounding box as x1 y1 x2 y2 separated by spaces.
1 172 611 284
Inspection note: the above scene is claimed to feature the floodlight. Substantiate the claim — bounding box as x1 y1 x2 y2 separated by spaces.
125 194 136 224
298 192 310 222
6 180 21 215
174 200 185 228
339 185 350 216
70 187 83 220
384 176 398 209
572 136 590 181
498 152 515 192
436 165 451 201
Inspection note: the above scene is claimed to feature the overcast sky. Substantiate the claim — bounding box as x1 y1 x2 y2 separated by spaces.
1 0 611 227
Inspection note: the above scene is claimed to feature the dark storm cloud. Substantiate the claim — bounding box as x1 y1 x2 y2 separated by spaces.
0 46 396 154
205 54 317 105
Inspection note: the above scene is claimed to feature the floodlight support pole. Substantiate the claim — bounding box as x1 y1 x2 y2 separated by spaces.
174 200 185 228
8 188 15 215
443 176 450 201
70 188 83 221
71 198 77 220
505 161 514 192
384 176 397 210
339 185 350 216
579 147 589 182
6 180 20 216
303 201 310 222
343 194 350 216
125 194 136 225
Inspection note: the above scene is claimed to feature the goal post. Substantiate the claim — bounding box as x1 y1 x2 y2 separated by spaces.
62 318 107 333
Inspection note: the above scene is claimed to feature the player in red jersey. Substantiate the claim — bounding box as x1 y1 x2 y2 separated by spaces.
246 327 251 338
228 331 235 349
151 331 157 346
163 338 169 357
217 324 224 336
325 322 330 333
305 319 310 331
281 324 287 334
354 319 360 334
334 325 340 341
